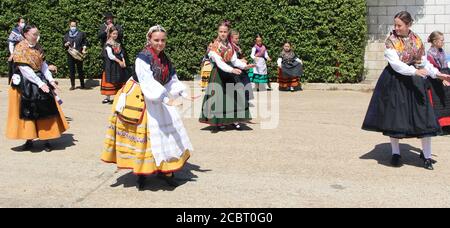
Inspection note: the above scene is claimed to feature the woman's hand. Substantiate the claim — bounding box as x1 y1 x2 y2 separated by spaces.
183 95 202 102
165 98 183 107
50 81 60 91
415 68 428 78
231 68 242 75
438 73 450 82
40 84 50 93
244 64 256 70
443 80 450 86
48 65 58 74
118 60 126 68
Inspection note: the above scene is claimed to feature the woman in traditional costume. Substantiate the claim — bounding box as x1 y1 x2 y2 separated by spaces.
230 30 254 101
426 31 450 133
100 26 128 104
101 25 194 190
277 42 303 92
199 21 254 132
362 12 450 170
250 34 272 91
6 25 69 152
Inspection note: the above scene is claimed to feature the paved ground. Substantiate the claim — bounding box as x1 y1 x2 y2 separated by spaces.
0 78 449 208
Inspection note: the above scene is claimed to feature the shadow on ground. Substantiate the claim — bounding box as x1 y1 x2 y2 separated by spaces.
109 163 212 191
10 133 77 153
360 143 438 168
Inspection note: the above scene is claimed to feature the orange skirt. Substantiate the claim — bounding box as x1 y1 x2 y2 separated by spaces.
278 68 301 90
6 87 69 140
101 71 124 96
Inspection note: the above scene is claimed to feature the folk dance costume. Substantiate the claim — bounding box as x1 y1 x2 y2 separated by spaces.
199 38 252 128
100 41 128 101
7 25 24 84
362 30 442 169
102 47 192 187
232 41 254 101
250 44 271 88
63 27 88 89
6 40 69 149
277 50 303 92
427 46 450 131
199 47 212 89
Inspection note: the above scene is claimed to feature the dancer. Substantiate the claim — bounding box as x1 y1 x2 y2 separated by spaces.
362 11 450 170
102 25 194 190
199 21 254 132
6 25 69 152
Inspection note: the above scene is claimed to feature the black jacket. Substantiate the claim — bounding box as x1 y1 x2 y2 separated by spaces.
63 30 88 52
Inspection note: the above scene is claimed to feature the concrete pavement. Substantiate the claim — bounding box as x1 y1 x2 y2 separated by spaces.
0 78 449 208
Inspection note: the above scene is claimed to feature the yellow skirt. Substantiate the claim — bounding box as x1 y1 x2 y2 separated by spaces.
6 87 69 140
101 95 190 175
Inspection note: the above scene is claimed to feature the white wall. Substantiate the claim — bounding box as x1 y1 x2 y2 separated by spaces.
365 0 450 81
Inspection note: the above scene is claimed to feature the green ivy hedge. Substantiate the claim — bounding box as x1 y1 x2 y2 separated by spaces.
0 0 367 83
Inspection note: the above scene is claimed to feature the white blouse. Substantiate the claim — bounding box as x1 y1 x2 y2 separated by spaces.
18 62 55 88
208 51 247 73
251 47 270 61
105 46 118 61
135 58 188 104
277 58 302 68
385 48 439 78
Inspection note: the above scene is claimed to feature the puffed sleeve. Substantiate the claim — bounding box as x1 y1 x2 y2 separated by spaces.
166 73 188 99
208 51 234 73
135 58 170 104
41 62 55 83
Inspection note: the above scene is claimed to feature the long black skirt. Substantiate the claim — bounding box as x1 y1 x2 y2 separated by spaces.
428 68 450 128
362 65 441 139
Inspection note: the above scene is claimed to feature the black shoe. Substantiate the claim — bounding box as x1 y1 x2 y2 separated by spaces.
419 153 436 164
424 159 434 170
20 140 33 151
44 142 52 152
102 98 110 104
211 126 224 134
137 176 146 191
69 86 75 91
267 87 272 91
390 154 402 167
161 173 179 187
109 99 114 104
